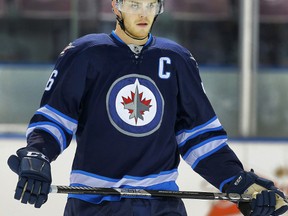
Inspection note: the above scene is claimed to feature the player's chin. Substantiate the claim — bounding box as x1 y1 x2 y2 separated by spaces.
137 32 149 38
134 28 150 37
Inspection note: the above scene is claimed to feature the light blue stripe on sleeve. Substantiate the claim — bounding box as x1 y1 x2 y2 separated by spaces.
36 105 78 134
182 136 228 169
26 122 67 152
176 116 223 147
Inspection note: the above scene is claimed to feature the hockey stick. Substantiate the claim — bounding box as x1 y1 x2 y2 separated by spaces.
50 185 265 202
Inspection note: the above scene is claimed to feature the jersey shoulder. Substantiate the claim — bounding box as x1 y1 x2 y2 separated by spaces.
60 33 113 56
73 33 113 47
153 37 191 57
153 36 197 66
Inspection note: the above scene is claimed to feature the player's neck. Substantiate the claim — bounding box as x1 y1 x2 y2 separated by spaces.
114 25 148 46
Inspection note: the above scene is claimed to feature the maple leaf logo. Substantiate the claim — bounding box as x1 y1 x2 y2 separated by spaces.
121 85 152 124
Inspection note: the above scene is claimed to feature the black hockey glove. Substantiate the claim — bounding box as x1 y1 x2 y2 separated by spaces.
7 147 52 208
225 170 288 216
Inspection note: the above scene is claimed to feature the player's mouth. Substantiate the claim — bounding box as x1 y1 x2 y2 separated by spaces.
137 22 149 27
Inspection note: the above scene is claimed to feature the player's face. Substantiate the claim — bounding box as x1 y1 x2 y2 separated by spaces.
113 0 158 39
121 6 155 39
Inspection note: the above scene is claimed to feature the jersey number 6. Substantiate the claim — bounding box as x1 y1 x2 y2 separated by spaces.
45 70 58 91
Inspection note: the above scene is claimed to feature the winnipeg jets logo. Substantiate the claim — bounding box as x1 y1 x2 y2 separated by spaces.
121 80 152 124
107 74 164 137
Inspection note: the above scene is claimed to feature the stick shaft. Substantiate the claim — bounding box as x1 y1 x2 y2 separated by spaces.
50 185 253 202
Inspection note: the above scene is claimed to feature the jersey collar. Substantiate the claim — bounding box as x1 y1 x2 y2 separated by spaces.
111 30 153 47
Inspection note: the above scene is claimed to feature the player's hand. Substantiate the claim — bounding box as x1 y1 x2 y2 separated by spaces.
225 170 288 216
7 147 52 208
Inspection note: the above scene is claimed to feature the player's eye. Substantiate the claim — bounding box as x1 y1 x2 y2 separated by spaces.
147 3 156 9
146 2 158 12
130 2 140 10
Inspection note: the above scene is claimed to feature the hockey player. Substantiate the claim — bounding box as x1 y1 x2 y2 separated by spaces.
7 0 288 215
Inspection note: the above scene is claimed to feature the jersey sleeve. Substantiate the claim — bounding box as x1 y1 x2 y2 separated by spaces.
175 49 243 191
26 42 90 161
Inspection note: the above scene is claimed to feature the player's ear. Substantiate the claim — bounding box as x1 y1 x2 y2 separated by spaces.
111 0 121 16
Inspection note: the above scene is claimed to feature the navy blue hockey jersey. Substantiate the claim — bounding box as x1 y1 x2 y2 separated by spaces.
26 31 243 204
